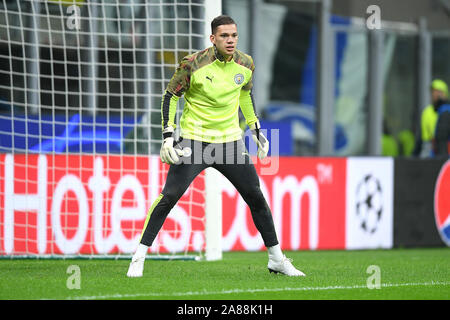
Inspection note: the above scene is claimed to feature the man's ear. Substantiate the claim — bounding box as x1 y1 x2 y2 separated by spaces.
209 34 215 45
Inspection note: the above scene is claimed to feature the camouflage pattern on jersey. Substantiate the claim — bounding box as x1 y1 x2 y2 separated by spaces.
232 49 255 91
166 46 254 96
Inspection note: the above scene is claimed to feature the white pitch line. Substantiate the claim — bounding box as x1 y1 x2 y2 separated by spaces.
62 281 450 300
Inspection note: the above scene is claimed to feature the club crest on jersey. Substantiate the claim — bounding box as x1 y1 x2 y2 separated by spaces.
234 73 244 85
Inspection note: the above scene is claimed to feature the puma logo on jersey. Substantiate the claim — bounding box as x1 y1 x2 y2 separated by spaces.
206 75 214 82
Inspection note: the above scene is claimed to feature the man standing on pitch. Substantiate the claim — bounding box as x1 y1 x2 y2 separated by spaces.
127 15 305 277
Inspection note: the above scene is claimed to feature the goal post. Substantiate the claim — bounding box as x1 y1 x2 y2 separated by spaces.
204 167 222 261
203 0 222 262
0 0 223 260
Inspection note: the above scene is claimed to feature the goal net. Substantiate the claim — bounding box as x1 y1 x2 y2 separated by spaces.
0 0 222 260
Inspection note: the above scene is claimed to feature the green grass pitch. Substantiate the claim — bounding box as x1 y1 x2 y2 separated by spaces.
0 248 448 300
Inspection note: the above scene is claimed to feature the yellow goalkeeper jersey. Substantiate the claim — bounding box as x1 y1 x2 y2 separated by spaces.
161 46 258 143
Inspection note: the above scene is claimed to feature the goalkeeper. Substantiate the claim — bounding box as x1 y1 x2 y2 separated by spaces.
127 15 304 277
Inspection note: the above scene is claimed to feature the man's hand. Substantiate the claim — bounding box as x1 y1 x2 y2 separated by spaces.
250 120 269 160
160 127 183 164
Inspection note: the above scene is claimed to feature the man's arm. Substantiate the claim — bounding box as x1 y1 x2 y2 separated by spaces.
161 57 191 131
161 91 179 133
239 89 258 127
239 89 269 160
160 57 191 164
238 55 258 127
238 60 269 159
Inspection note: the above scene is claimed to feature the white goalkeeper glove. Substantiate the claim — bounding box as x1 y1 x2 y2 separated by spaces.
160 127 183 164
249 120 269 160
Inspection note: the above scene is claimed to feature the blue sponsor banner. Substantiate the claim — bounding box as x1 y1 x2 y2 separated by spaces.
0 112 138 153
243 119 293 156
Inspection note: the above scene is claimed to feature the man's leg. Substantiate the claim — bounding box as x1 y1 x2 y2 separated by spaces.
213 141 305 276
141 164 206 246
214 161 278 246
127 161 206 277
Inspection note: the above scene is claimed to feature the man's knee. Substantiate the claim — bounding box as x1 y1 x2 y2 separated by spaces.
243 186 267 211
160 190 182 209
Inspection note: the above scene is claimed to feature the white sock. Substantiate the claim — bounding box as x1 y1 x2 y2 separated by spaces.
134 243 149 259
267 244 283 261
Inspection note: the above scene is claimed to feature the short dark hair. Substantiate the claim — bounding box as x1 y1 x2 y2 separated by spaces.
211 15 236 34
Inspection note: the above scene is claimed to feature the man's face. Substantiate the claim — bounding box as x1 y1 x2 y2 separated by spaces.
431 88 445 104
210 24 238 60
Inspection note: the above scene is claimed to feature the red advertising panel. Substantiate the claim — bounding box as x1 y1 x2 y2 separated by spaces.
1 154 347 255
222 157 347 251
0 154 206 255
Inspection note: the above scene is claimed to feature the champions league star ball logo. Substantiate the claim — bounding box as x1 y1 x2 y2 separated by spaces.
355 174 383 234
